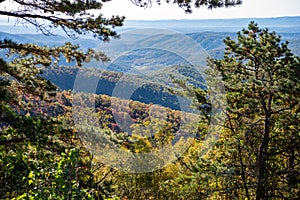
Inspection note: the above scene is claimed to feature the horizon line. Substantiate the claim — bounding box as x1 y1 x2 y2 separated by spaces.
124 15 300 21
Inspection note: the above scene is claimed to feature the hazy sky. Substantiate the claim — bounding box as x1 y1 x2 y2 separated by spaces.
0 0 299 21
100 0 300 20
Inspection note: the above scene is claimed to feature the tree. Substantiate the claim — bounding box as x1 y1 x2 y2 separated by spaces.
0 0 124 198
190 22 300 199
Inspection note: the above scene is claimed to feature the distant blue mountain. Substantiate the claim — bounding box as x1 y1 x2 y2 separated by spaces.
0 31 101 49
1 16 300 35
122 16 300 33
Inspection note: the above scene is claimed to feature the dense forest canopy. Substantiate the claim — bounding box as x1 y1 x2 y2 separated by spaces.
1 0 300 199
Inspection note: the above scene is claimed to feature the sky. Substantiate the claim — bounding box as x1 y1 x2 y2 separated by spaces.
99 0 300 20
0 0 299 21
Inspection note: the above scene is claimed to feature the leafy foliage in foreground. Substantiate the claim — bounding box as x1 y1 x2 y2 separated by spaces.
0 45 114 199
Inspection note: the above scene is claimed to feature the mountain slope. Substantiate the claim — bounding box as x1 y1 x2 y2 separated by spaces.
42 65 206 110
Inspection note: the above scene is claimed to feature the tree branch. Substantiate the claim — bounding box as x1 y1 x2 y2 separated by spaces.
0 137 28 145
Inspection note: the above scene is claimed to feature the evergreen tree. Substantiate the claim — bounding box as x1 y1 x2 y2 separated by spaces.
190 22 300 199
0 0 124 198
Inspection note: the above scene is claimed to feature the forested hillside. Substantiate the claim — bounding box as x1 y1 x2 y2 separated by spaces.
42 65 205 110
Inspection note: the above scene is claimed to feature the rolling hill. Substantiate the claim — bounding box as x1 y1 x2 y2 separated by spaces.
42 64 206 111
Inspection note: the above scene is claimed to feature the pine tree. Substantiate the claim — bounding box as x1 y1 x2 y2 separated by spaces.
0 1 124 198
206 22 300 199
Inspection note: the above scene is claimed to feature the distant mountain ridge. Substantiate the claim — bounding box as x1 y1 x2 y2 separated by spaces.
1 16 300 34
123 16 300 32
0 31 101 49
42 65 206 110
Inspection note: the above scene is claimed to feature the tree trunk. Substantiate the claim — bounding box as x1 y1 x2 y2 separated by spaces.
255 114 270 200
238 142 250 200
